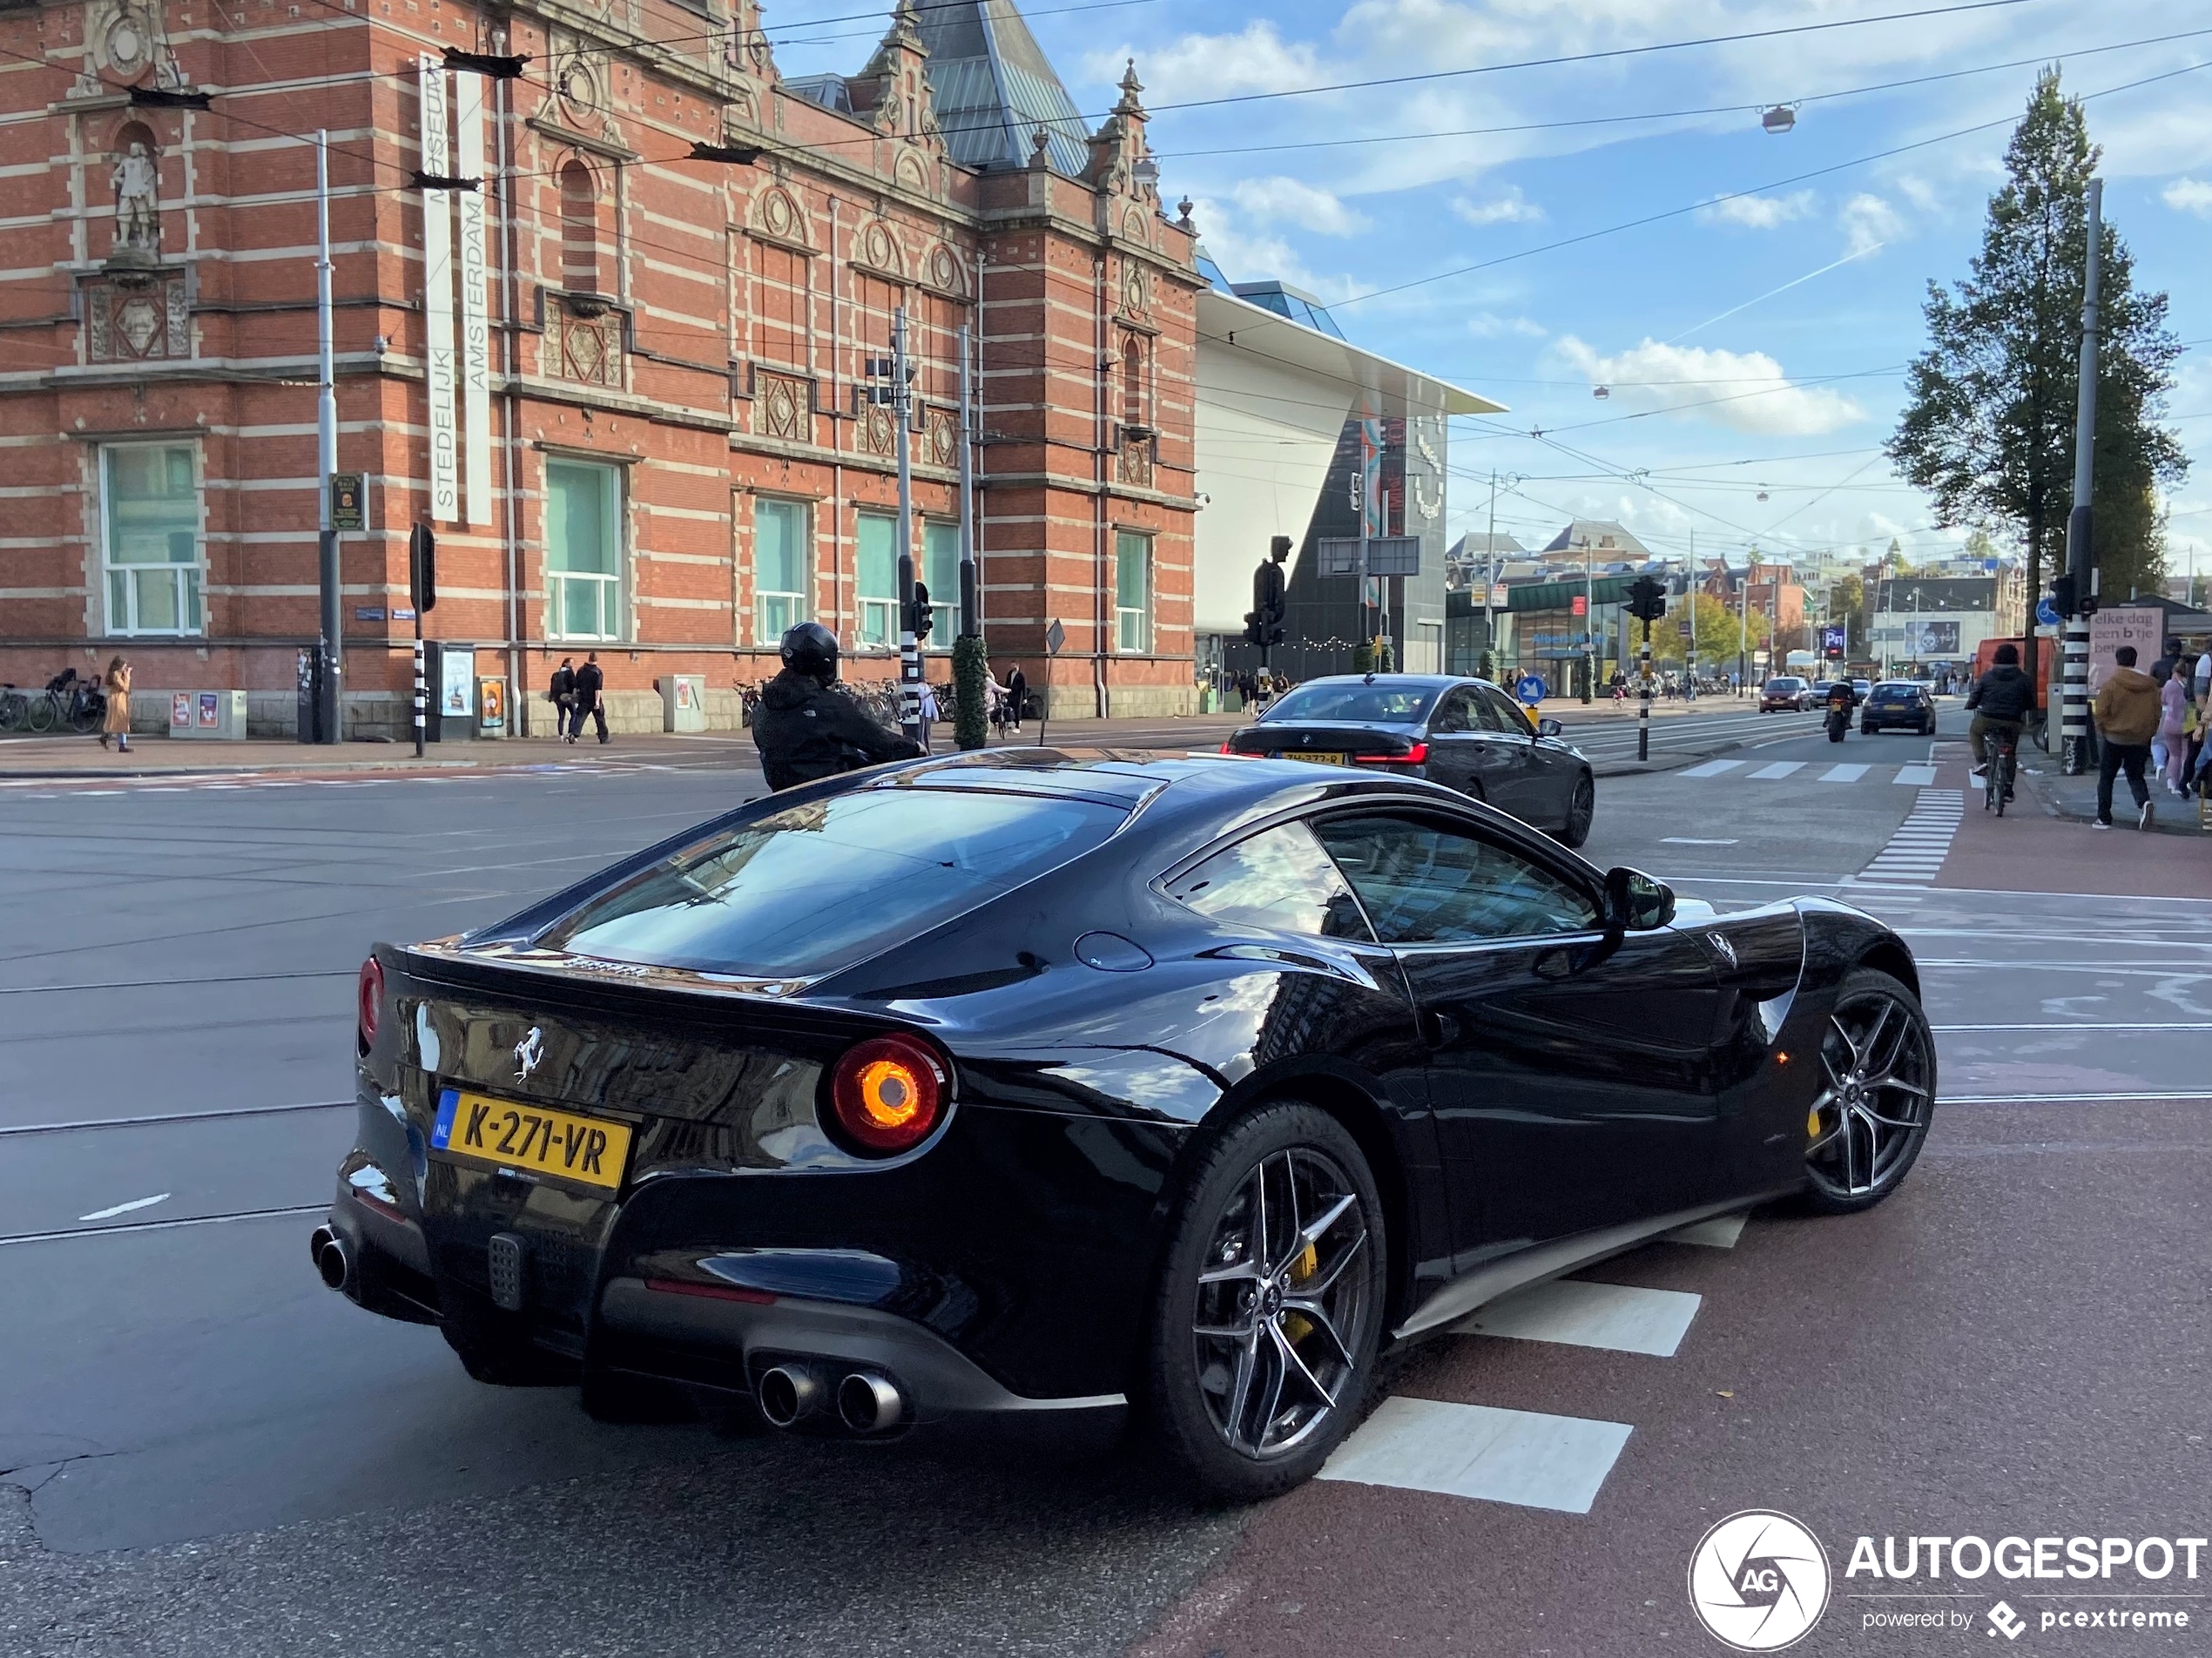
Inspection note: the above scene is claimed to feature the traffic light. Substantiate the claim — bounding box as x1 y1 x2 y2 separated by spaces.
2051 573 2076 619
408 522 436 615
1625 575 1667 623
910 579 933 642
1242 612 1264 647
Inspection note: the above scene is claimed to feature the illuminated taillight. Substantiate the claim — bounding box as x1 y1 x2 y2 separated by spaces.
828 1034 948 1156
1219 740 1234 754
1356 741 1430 765
357 955 385 1052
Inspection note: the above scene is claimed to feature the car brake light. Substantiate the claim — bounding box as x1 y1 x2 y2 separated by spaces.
1355 741 1430 765
1219 740 1234 753
828 1034 947 1155
357 955 384 1052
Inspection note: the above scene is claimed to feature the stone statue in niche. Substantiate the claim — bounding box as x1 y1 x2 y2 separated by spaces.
112 141 159 253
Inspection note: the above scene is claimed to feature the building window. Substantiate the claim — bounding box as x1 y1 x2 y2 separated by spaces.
1115 529 1152 653
100 443 202 636
854 511 895 648
923 519 960 644
559 160 598 295
1121 335 1147 428
755 496 810 642
546 460 622 639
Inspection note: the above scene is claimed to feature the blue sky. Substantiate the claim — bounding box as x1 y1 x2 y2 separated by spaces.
776 0 2212 587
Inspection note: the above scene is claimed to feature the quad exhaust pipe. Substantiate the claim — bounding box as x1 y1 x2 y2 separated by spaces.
310 1225 351 1293
755 1363 905 1435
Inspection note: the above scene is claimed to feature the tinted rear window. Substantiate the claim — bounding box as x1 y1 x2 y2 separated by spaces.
1261 683 1440 724
1870 685 1919 703
540 790 1126 976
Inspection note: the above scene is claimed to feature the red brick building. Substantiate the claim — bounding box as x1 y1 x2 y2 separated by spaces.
0 0 1199 734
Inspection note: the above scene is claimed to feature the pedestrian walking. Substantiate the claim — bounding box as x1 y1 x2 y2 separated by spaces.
548 656 576 741
569 650 609 745
2091 644 2160 831
2158 663 2189 794
1005 664 1027 734
97 653 132 752
917 680 940 752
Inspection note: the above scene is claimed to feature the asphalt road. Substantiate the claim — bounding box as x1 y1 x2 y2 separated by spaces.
3 706 2207 1656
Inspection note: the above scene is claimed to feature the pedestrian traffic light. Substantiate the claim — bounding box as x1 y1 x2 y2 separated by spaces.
2051 573 2076 619
408 522 436 615
911 579 933 642
1242 613 1264 647
1625 575 1668 623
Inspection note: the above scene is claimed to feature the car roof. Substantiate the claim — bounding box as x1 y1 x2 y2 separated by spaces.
1277 673 1465 691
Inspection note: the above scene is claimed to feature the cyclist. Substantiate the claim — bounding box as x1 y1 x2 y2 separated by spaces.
1966 643 2033 788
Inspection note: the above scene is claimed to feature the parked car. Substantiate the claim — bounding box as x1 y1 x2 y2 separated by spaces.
1760 675 1810 711
1860 681 1938 736
318 752 1933 1500
1222 674 1597 849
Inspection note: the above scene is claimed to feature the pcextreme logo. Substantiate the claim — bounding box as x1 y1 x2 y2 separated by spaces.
1689 1510 1833 1651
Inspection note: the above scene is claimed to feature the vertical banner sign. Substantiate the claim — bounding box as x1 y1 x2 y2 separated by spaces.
455 74 491 528
419 57 459 523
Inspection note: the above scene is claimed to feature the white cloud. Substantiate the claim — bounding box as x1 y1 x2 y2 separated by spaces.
1554 336 1865 436
1230 176 1370 237
1096 22 1318 104
1895 174 1941 214
1839 192 1904 257
2161 178 2212 218
1451 187 1543 226
1696 190 1816 230
1467 312 1548 339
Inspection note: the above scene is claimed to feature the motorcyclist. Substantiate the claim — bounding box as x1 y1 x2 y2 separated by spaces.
1823 677 1853 735
1966 643 2034 781
750 620 923 791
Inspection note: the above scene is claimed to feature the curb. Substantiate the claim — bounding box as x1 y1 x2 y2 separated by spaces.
2021 782 2209 838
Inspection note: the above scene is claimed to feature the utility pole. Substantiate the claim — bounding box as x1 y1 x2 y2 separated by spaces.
956 323 977 642
1483 470 1498 679
2060 178 2104 775
1737 555 1749 695
1581 538 1595 704
314 131 341 744
1686 529 1697 698
892 307 921 743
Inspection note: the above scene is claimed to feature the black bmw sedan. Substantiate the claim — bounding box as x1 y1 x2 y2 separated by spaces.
318 751 1933 1500
1860 680 1938 735
1222 674 1597 848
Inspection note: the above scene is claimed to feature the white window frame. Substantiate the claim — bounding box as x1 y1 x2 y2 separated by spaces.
98 441 205 637
545 459 624 642
1115 529 1153 655
754 495 812 644
853 510 896 650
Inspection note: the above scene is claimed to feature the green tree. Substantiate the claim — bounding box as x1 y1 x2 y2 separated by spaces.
1643 591 1769 667
1887 68 2185 684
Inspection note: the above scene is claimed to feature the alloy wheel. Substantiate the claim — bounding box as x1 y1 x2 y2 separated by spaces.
1562 776 1595 846
1805 989 1932 1201
1192 1148 1371 1460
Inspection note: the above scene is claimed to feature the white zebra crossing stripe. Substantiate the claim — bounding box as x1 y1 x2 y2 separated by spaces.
1453 1279 1703 1358
1748 761 1804 780
1678 758 1748 778
1894 764 1939 785
1318 1396 1634 1514
1664 1213 1748 1249
1818 764 1870 783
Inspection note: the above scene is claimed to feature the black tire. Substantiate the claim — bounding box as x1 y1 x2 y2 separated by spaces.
1799 967 1935 1216
68 695 104 736
1145 1102 1386 1501
25 697 54 733
1558 772 1595 849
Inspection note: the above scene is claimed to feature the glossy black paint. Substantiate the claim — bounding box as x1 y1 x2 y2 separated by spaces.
327 751 1921 1434
1224 674 1593 835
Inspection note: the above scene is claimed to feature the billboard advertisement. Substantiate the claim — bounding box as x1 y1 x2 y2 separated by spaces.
1907 619 1959 657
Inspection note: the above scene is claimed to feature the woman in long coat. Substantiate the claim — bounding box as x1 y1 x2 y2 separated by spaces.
98 654 132 752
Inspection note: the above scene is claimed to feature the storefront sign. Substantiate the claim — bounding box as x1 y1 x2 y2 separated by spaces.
455 73 491 527
2087 605 2166 692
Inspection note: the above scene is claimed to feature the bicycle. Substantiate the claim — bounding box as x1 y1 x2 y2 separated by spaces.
1985 725 2019 816
0 684 25 731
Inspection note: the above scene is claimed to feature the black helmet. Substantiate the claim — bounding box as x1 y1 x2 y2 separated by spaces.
780 620 840 683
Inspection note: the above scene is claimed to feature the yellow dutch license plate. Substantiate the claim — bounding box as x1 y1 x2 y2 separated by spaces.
1279 751 1348 765
432 1088 632 1190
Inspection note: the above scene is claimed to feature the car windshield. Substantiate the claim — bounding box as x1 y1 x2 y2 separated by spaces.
1766 677 1804 693
1259 682 1440 725
538 789 1127 976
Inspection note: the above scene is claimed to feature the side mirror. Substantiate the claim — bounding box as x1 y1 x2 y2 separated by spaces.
1603 866 1676 933
1536 717 1563 738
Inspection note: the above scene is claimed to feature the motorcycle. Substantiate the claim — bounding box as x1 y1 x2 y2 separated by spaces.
1824 701 1851 743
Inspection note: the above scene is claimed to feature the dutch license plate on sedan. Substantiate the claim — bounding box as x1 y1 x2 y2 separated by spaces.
1277 751 1348 765
432 1087 632 1190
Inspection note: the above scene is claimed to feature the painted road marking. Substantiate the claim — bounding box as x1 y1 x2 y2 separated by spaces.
1453 1279 1703 1358
1663 1213 1748 1249
78 1192 170 1223
1748 761 1804 780
1818 764 1871 783
1662 837 1738 845
1677 758 1747 778
1894 764 1939 785
1854 790 1965 886
1319 1397 1633 1514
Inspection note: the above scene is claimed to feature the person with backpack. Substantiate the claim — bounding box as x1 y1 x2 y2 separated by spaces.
547 657 576 741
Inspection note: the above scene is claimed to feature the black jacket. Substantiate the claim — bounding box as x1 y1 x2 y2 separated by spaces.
751 670 922 791
548 666 576 705
573 662 604 706
1966 664 2033 723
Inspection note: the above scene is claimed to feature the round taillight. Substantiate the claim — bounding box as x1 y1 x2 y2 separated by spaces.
357 955 385 1052
829 1034 947 1156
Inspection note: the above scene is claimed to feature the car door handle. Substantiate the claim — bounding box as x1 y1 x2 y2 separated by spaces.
1416 1009 1461 1048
